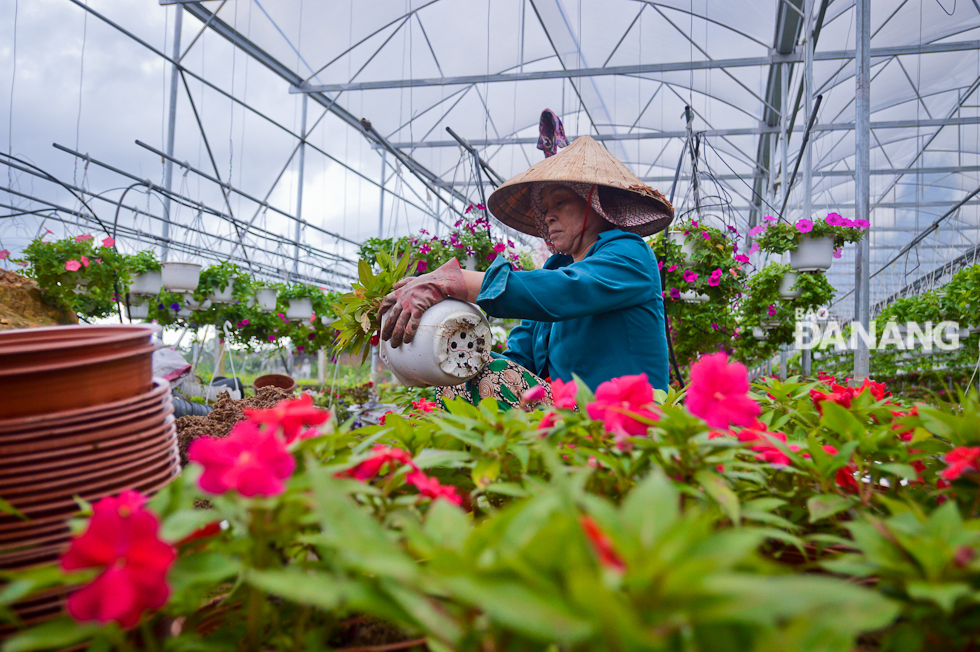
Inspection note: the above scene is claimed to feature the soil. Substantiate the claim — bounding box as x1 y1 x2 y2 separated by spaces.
0 269 77 331
176 386 294 465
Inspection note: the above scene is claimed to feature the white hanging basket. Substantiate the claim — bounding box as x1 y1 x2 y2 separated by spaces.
320 315 332 325
790 235 834 272
127 301 150 320
128 270 162 296
177 307 194 319
779 272 801 300
751 326 767 340
379 299 491 387
678 291 709 303
669 229 696 262
183 294 212 311
209 281 235 303
285 298 314 320
463 255 479 271
161 262 202 293
254 287 278 313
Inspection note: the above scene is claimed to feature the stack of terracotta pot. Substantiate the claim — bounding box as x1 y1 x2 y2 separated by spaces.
0 325 180 631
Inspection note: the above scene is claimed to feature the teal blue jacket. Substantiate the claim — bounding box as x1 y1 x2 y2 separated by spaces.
476 229 669 391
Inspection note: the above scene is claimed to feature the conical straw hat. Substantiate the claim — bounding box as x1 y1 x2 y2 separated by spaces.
488 135 674 239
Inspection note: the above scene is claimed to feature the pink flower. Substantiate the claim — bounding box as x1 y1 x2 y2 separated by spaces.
825 212 845 226
419 243 432 254
0 249 8 260
795 218 813 233
188 421 296 497
412 398 439 413
44 228 54 235
669 288 681 300
416 260 428 273
538 411 559 430
748 226 766 237
767 304 777 316
493 242 505 253
406 470 461 504
683 270 698 283
522 385 547 404
763 215 777 222
551 378 578 409
708 276 721 287
65 260 81 271
75 234 93 242
586 374 660 448
580 515 625 572
245 393 331 443
342 445 417 481
80 256 90 267
685 352 760 429
941 447 980 480
667 264 678 273
833 247 842 259
748 242 759 255
840 218 855 227
734 254 750 263
16 261 27 267
60 491 175 627
268 335 276 342
852 218 871 228
101 237 115 247
702 231 711 240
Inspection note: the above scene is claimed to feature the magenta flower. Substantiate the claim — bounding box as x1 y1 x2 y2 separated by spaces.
419 243 432 254
763 216 777 222
825 212 845 226
492 242 505 254
667 264 678 272
75 234 93 242
268 335 276 342
748 242 760 255
840 218 855 227
767 304 777 316
685 352 760 429
101 237 115 247
416 260 428 273
734 254 750 263
188 421 296 497
522 385 547 404
586 374 660 448
708 277 720 287
702 231 711 240
65 260 81 271
669 288 681 300
853 218 871 228
658 260 664 270
551 378 578 409
833 247 842 259
242 319 250 326
80 256 90 267
795 218 813 233
0 249 9 260
748 226 766 237
683 270 698 283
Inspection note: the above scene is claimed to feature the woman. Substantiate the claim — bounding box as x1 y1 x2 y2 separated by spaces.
379 135 673 407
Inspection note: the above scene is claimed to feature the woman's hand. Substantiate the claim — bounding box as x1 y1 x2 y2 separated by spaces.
378 259 467 347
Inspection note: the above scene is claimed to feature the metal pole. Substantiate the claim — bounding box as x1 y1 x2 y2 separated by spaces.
854 0 872 381
161 5 182 262
292 94 308 279
371 151 386 386
803 0 814 227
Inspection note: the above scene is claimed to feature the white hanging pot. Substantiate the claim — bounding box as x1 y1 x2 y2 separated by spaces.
209 281 235 303
183 294 212 311
751 326 767 340
128 270 162 296
254 287 278 313
285 298 314 320
177 307 194 319
463 255 479 271
379 299 492 387
761 319 782 329
790 235 834 272
127 301 150 320
778 272 801 300
669 229 696 262
320 315 332 325
161 262 202 292
678 291 709 303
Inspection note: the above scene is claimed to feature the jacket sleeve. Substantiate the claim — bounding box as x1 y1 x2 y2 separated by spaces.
476 237 659 322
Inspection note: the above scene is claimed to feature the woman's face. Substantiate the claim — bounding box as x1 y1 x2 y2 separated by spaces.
540 185 590 255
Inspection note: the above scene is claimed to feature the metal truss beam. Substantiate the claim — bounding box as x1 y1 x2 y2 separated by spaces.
381 116 980 148
873 242 980 313
291 41 979 93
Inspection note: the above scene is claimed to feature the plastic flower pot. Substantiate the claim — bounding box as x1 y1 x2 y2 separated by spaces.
678 291 709 303
778 272 801 300
790 235 834 272
285 298 314 320
751 326 767 340
209 281 235 304
320 315 331 325
761 319 782 329
379 299 491 387
127 301 150 320
669 229 696 262
161 262 202 292
254 287 278 313
252 373 296 392
177 307 193 318
463 255 479 271
183 294 212 311
128 270 162 296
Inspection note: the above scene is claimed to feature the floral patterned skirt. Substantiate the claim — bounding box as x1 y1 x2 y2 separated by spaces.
436 358 552 411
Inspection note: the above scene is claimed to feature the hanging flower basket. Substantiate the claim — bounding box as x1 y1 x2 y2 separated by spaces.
254 287 278 313
752 326 768 340
183 294 211 312
379 299 491 387
678 291 710 303
209 281 235 304
779 272 801 300
669 229 696 262
126 301 149 320
128 270 162 297
285 298 314 320
161 262 202 293
790 235 835 272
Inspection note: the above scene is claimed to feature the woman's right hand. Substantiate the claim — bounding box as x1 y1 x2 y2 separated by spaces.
378 259 467 348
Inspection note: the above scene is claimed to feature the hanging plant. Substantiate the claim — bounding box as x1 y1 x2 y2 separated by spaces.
753 212 868 255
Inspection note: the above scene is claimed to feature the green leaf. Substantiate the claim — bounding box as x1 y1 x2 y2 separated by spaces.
487 359 509 372
0 496 26 521
246 568 344 610
694 470 740 523
423 498 471 550
159 510 222 544
879 463 918 481
413 449 472 469
907 581 972 613
472 457 502 490
167 552 241 595
820 402 866 440
621 469 679 547
807 494 852 523
2 617 102 652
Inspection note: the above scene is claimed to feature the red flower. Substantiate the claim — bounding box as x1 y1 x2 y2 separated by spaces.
188 421 296 497
244 393 330 443
406 470 461 504
686 352 760 428
411 398 439 413
538 411 559 431
810 384 855 413
369 333 380 346
551 378 578 410
60 491 175 627
941 447 980 480
860 378 888 401
176 521 222 547
737 427 795 466
835 466 860 493
586 374 660 449
580 515 625 572
341 445 417 481
522 385 547 405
